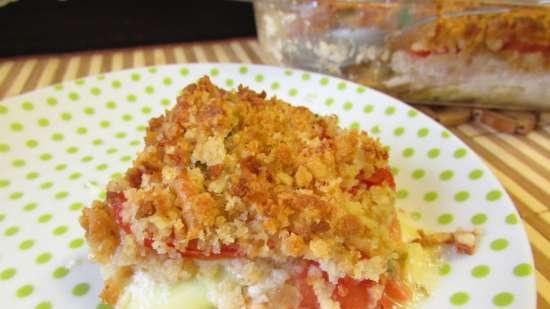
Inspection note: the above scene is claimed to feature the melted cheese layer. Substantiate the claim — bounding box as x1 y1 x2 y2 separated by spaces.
118 272 214 309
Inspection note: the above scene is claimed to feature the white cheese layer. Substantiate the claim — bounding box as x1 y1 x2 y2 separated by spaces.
117 271 214 309
117 259 294 309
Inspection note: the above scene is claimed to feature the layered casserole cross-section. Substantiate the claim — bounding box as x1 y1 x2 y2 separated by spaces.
81 77 448 309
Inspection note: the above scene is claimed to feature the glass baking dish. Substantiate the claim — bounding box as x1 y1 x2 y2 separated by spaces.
253 0 550 110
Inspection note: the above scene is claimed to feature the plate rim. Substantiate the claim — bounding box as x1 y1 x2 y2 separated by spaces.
0 62 537 308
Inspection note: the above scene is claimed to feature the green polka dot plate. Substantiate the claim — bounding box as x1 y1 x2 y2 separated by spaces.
0 64 535 309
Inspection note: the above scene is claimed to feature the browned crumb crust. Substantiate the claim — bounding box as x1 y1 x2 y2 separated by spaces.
100 266 134 305
416 229 479 255
80 201 120 263
80 76 399 303
400 1 550 69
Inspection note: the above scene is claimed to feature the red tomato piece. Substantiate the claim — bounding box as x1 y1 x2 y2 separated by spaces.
144 237 242 259
504 41 550 53
143 238 154 248
107 191 131 234
410 50 432 58
293 265 320 309
359 168 396 190
332 277 378 309
380 278 412 309
178 239 243 259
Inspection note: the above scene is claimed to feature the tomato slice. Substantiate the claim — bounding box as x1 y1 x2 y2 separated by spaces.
107 191 131 234
142 237 242 259
410 42 550 57
380 278 412 309
504 41 550 53
293 264 410 309
359 168 396 190
332 277 378 309
524 44 550 53
350 168 396 195
410 50 432 58
294 264 382 309
178 239 243 259
331 276 411 309
293 264 320 309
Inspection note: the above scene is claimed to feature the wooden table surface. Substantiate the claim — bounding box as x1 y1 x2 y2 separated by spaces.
1 38 549 308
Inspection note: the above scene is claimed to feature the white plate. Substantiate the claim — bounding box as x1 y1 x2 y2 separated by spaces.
0 63 536 309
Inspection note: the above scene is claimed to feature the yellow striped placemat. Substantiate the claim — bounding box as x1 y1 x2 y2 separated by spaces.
0 38 548 308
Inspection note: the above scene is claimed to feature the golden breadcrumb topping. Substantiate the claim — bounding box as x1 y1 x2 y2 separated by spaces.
401 1 550 69
81 77 400 302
